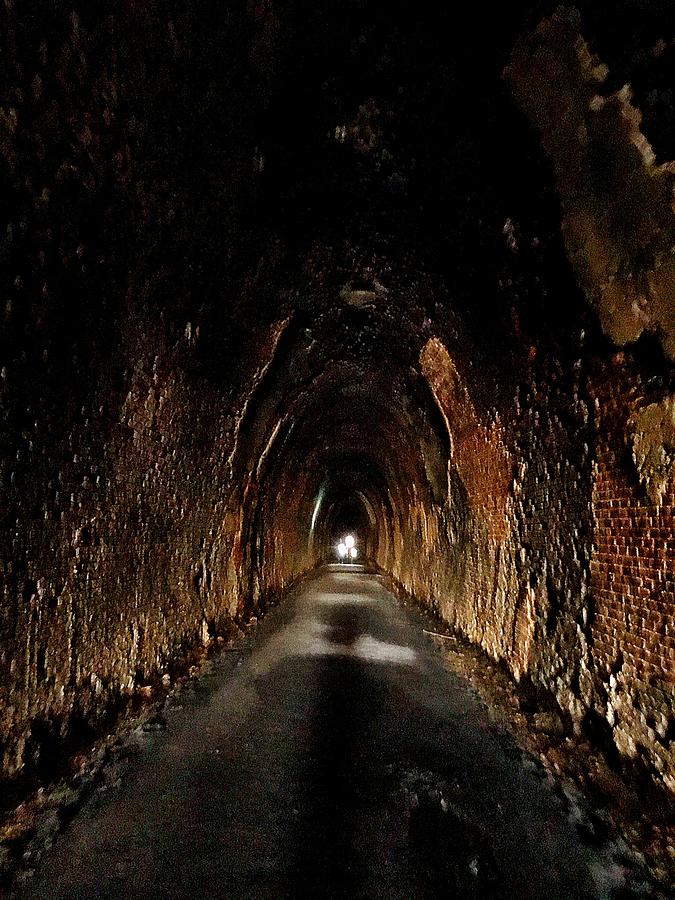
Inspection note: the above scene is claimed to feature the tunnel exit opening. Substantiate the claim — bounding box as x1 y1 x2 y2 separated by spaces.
323 491 374 564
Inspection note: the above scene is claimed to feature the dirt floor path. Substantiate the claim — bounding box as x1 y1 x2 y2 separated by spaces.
18 567 655 898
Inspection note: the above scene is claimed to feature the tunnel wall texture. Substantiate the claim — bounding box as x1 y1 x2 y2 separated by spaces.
382 7 675 793
0 303 306 784
0 3 312 789
389 333 674 793
0 0 674 803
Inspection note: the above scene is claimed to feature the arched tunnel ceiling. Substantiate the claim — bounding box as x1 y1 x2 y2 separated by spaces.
217 0 675 570
214 0 675 574
193 0 572 379
3 0 673 379
242 333 455 564
2 0 671 560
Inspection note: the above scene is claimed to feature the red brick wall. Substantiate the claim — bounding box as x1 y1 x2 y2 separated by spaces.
590 360 675 686
586 359 675 781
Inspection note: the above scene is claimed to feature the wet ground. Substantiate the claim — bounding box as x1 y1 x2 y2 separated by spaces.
16 567 660 898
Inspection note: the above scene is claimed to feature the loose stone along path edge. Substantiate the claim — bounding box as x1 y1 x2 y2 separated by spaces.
383 576 675 891
0 618 253 894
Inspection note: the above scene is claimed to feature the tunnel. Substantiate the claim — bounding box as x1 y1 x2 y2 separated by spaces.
0 0 674 895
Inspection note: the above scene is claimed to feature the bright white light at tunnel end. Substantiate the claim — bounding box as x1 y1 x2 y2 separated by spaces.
344 534 355 549
337 542 348 559
349 547 358 559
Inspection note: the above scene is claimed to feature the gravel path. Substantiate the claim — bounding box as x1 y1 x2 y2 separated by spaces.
20 566 650 898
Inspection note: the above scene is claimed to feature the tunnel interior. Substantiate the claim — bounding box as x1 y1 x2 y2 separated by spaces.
322 487 373 561
0 0 674 880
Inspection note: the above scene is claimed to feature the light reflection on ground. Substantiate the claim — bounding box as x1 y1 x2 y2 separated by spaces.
249 573 417 674
313 592 377 606
260 617 417 667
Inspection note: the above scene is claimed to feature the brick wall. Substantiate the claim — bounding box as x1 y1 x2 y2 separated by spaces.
589 356 675 788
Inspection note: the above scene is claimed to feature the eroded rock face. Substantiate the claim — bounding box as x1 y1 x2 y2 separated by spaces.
0 0 673 805
506 6 675 361
629 395 675 507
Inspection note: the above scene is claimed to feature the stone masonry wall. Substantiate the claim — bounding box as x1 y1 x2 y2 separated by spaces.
0 0 294 793
0 304 311 792
0 326 218 786
390 334 674 794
